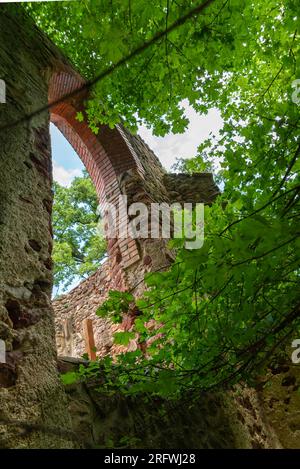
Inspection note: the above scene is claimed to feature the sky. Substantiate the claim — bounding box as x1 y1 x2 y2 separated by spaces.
51 124 84 186
51 102 223 185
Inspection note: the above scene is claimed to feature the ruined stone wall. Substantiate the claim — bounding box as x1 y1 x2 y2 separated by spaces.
53 172 220 359
1 4 299 451
164 172 220 204
58 358 282 449
256 357 300 449
0 5 74 448
66 383 278 449
0 6 225 449
54 263 114 358
58 356 300 449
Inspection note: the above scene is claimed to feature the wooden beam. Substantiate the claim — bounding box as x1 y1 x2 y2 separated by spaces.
83 318 97 360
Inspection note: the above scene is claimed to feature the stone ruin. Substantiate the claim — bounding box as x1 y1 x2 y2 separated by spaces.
0 4 299 449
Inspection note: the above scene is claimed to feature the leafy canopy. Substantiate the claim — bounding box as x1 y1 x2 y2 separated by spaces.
25 1 300 393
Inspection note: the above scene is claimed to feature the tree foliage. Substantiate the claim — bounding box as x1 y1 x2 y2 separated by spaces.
25 1 300 393
53 171 106 293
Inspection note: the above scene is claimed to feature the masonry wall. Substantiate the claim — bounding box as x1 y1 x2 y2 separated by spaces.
54 263 115 358
58 357 291 449
0 4 299 450
53 173 220 359
0 5 74 448
57 353 300 449
0 5 223 448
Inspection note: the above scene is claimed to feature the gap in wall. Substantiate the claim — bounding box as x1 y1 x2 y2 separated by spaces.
50 123 107 298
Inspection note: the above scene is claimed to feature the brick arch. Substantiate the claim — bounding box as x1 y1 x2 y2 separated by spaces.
48 71 142 287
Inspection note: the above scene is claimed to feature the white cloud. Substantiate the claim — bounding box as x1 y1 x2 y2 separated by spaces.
138 102 223 171
53 161 83 187
51 103 223 185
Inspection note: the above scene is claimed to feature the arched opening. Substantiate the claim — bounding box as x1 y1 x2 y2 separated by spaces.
49 72 141 283
50 123 107 297
48 71 144 358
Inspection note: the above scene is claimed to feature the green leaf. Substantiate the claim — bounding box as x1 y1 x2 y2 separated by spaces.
113 331 135 346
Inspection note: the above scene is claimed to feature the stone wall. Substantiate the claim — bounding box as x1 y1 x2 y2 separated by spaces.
58 355 300 449
1 4 299 450
0 5 74 448
54 263 114 358
256 357 300 449
53 172 220 359
164 172 220 204
66 384 278 449
0 6 224 448
58 358 282 449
